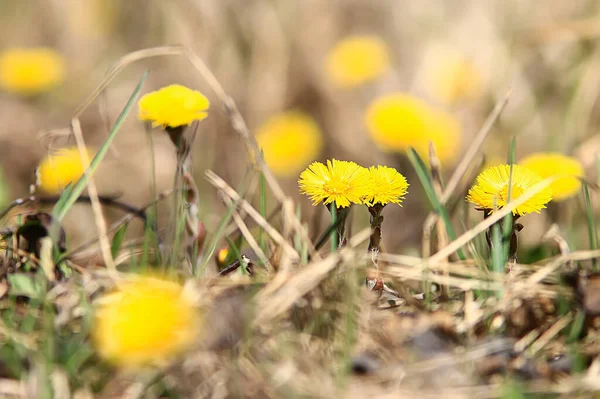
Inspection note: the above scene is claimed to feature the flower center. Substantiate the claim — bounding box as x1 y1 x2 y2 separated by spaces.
499 184 524 204
325 181 350 195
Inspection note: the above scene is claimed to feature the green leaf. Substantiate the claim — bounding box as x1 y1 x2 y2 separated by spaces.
407 148 466 260
583 183 597 270
7 274 42 299
52 70 149 223
110 222 129 259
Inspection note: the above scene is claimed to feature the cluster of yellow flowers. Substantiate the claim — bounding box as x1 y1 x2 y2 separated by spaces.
255 111 323 178
365 93 461 164
0 47 66 96
36 147 93 194
93 275 201 368
298 159 409 209
466 152 584 217
138 84 210 129
467 164 553 216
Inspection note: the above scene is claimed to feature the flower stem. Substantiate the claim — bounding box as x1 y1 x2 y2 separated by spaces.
367 203 385 260
326 203 350 250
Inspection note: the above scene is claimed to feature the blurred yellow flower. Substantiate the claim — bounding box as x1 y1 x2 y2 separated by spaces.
364 165 409 206
36 147 92 194
256 111 323 178
93 275 200 368
138 84 210 128
299 159 371 208
421 45 483 104
519 153 583 201
325 36 390 88
466 164 552 216
0 47 65 96
365 93 461 164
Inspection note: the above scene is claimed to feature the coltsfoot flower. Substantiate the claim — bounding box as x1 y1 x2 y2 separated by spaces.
325 36 390 88
138 84 210 128
363 166 409 206
36 147 92 194
365 93 461 164
92 275 201 368
299 159 371 208
519 152 583 201
0 47 65 96
466 164 552 216
421 44 483 104
256 111 323 178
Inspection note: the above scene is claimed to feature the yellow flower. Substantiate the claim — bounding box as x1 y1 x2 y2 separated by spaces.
255 111 323 178
138 84 210 128
325 36 390 88
466 164 552 216
421 44 483 104
299 159 371 208
0 47 65 96
519 152 583 201
365 93 461 164
36 147 92 194
92 275 200 368
364 165 409 206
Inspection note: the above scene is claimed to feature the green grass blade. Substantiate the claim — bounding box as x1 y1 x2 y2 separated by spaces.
198 171 254 275
407 148 465 260
52 70 149 222
583 183 598 270
501 137 516 264
110 222 129 259
259 169 267 254
329 203 337 253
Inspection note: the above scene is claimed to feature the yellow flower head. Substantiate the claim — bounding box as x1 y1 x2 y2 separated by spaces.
92 275 200 368
519 152 583 201
299 159 371 208
256 111 323 178
36 147 92 194
421 44 483 104
325 36 390 88
0 47 66 96
365 93 461 164
138 84 210 128
364 165 409 206
466 164 552 216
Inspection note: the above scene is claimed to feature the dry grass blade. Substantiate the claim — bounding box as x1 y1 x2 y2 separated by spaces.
222 195 273 272
254 227 371 326
428 176 558 265
72 118 116 273
528 314 573 355
205 169 299 261
422 91 510 258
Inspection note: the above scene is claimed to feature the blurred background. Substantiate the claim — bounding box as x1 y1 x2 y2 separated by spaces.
1 0 600 259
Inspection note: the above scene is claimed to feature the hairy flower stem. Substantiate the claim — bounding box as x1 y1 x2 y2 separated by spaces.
164 125 201 271
484 211 523 265
326 204 350 249
367 203 385 261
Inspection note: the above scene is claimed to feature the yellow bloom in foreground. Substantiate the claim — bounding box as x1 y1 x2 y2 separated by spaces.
36 147 92 194
519 152 583 201
256 111 323 178
421 44 483 104
138 84 210 128
466 164 552 216
299 159 371 208
365 93 461 164
0 47 65 95
93 276 200 368
325 36 390 88
364 166 409 206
